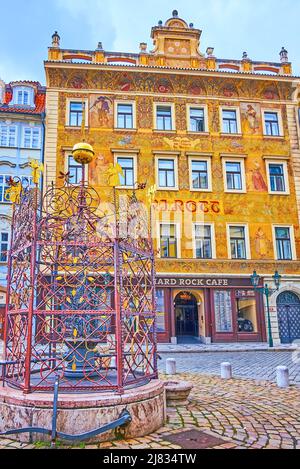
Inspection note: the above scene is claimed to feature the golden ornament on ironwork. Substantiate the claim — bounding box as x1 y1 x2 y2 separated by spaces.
72 142 95 165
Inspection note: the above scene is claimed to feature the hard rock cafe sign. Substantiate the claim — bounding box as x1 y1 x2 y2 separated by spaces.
155 277 253 287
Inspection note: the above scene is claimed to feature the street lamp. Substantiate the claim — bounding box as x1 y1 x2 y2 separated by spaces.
250 270 281 348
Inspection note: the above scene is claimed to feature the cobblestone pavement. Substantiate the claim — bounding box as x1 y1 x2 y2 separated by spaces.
0 373 299 450
159 351 300 385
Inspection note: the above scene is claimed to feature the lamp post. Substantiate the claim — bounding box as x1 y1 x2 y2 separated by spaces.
250 271 281 348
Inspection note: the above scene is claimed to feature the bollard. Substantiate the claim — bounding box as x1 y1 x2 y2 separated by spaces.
166 358 176 375
221 362 232 380
276 366 289 388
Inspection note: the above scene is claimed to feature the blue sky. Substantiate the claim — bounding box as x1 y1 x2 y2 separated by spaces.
1 0 300 84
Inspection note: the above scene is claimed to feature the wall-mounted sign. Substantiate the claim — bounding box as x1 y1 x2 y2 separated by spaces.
155 277 253 288
153 199 222 214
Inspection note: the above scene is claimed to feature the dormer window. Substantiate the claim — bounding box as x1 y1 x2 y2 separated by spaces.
12 86 34 107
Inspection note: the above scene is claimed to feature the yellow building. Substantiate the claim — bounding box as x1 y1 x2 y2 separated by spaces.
44 11 300 345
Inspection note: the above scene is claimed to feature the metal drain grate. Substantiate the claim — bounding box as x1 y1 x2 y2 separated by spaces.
164 430 227 449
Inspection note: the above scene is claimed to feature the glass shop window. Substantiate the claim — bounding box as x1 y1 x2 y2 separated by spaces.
156 289 166 332
214 290 233 333
236 296 258 333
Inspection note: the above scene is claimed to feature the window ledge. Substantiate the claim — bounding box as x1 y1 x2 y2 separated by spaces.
156 187 179 191
113 128 137 132
65 126 89 130
220 133 243 138
187 131 209 136
189 188 212 193
224 190 247 194
268 191 290 196
153 129 177 134
263 135 284 139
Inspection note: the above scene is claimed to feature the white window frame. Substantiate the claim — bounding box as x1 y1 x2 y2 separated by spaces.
187 104 209 133
65 152 88 185
155 155 178 191
0 124 17 147
157 222 181 259
227 223 251 260
262 108 284 137
193 222 216 259
0 230 10 264
114 153 137 189
0 174 12 203
66 98 89 127
114 100 136 130
265 159 290 195
12 86 34 107
222 157 246 193
154 103 176 131
220 106 242 135
272 225 296 261
23 127 41 149
188 155 212 192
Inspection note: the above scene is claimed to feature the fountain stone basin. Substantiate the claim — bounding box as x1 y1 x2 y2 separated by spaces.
164 380 193 406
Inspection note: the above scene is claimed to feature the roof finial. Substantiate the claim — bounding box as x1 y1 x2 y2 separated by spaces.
52 31 60 48
280 47 288 63
96 42 103 51
172 10 178 17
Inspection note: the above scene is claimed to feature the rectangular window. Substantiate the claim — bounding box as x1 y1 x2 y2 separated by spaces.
0 126 16 147
0 175 11 203
156 106 172 131
0 232 9 262
191 160 208 190
69 102 83 127
24 128 40 149
230 226 247 259
158 159 175 188
189 108 205 132
269 164 285 192
156 289 166 332
275 227 292 260
214 290 233 332
236 297 257 333
222 110 238 134
68 156 83 184
226 162 242 190
117 157 134 186
160 224 177 258
17 90 29 106
264 112 280 136
195 225 212 259
117 104 133 129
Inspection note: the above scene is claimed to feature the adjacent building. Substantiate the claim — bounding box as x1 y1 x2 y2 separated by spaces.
0 79 46 291
44 11 300 345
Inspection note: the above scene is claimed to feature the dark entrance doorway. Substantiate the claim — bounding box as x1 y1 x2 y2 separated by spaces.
175 292 199 341
277 291 300 344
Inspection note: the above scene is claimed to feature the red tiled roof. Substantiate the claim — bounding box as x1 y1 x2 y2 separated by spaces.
0 81 46 115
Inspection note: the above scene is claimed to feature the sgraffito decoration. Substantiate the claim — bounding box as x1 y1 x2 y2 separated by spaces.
3 171 157 393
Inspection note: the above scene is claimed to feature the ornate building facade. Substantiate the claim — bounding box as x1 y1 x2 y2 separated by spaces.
44 11 300 345
0 79 45 335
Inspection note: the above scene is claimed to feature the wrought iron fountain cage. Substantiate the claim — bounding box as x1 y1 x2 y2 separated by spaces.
2 174 157 393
